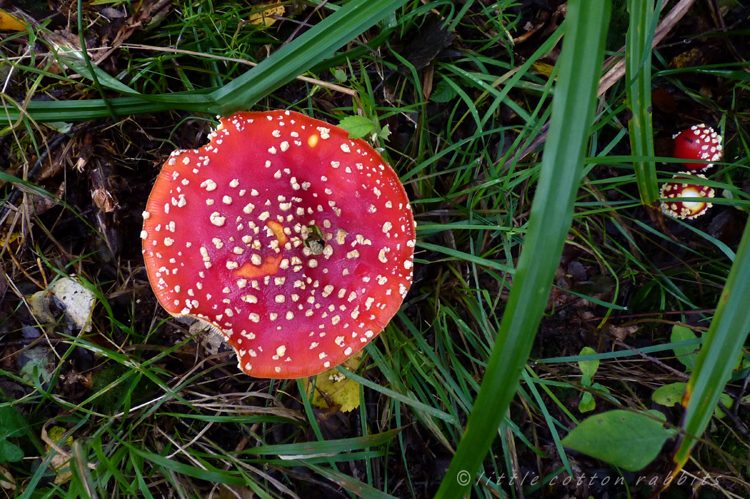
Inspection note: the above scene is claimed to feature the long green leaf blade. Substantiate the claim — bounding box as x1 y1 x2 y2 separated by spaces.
674 218 750 469
626 0 660 206
434 1 611 496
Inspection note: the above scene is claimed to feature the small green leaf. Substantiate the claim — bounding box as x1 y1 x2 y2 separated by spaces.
431 79 457 103
655 383 731 420
0 406 26 439
56 48 139 95
562 410 677 471
579 392 596 413
0 439 23 462
581 373 592 388
671 325 699 371
45 122 74 133
334 68 347 82
733 353 749 371
377 124 391 142
590 382 610 394
338 115 377 139
714 393 734 419
578 347 599 379
652 383 687 407
20 347 53 385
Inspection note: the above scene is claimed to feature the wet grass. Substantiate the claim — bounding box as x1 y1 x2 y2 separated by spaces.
0 0 749 497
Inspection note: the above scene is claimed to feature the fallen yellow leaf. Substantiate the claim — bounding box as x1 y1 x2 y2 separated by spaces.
45 426 73 485
0 11 26 31
304 351 363 413
531 61 555 78
0 232 20 247
247 3 284 27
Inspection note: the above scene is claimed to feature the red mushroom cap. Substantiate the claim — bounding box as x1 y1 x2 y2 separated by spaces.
659 173 714 219
672 124 723 171
141 111 416 378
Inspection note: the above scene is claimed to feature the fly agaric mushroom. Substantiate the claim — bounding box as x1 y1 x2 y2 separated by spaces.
660 173 715 219
141 110 416 379
672 124 723 171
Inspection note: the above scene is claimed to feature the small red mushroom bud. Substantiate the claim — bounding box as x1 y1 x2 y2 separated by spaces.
672 124 723 171
141 110 416 379
660 173 714 219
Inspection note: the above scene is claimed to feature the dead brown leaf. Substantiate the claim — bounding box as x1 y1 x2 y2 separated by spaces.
606 323 639 342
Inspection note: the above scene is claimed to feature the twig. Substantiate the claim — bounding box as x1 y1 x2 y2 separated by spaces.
121 44 357 97
705 0 750 72
5 248 44 290
611 339 690 380
716 400 749 439
279 0 330 49
166 421 214 459
598 0 699 96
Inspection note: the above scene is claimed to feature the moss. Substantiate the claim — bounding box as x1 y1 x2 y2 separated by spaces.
90 364 158 413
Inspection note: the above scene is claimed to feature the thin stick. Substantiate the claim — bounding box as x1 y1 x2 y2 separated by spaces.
280 0 330 49
121 43 357 97
597 0 699 96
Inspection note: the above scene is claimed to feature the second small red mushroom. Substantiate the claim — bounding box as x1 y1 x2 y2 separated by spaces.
660 173 715 220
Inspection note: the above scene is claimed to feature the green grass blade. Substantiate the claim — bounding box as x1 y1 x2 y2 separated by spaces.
77 0 117 120
433 1 611 496
211 0 407 114
521 368 573 476
240 429 400 456
336 365 459 425
303 462 399 499
626 0 659 206
673 217 750 469
0 0 407 123
71 441 99 499
120 439 249 486
417 241 514 273
54 46 139 96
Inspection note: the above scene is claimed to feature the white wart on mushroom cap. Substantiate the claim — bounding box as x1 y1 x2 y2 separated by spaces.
141 110 416 378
